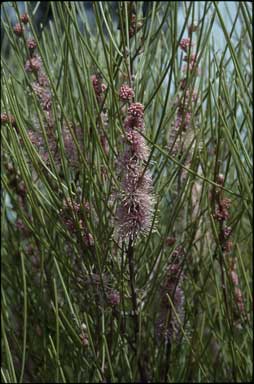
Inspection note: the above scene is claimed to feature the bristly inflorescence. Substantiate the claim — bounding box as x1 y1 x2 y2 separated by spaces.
91 73 109 156
155 247 185 344
118 2 143 39
168 23 200 158
60 197 94 247
213 174 245 321
1 113 17 128
115 91 155 241
91 73 107 103
8 15 85 169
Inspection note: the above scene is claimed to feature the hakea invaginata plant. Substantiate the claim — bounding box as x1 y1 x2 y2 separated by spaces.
115 93 155 241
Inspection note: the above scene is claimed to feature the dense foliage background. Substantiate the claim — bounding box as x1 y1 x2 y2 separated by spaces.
1 2 252 382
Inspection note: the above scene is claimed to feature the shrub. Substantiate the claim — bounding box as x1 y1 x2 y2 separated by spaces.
1 2 252 382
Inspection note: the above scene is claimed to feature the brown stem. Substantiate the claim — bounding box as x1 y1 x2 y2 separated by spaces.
127 238 148 382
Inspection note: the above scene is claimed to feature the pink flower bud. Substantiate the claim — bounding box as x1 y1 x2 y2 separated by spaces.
119 84 135 101
1 113 16 127
216 174 225 185
20 13 29 24
188 22 199 35
27 38 37 51
179 38 192 52
230 270 239 286
107 290 120 306
25 56 41 72
13 23 24 37
183 53 197 63
128 102 144 118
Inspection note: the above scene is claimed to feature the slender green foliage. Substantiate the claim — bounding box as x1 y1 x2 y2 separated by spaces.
1 2 252 382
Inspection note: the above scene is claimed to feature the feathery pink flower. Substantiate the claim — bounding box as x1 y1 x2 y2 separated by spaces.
107 289 120 306
115 190 154 240
115 95 154 240
175 112 192 130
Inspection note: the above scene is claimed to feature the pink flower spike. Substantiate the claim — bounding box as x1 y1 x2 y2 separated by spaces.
183 53 197 63
115 189 154 240
107 290 120 306
175 112 191 130
20 13 29 24
13 23 24 37
27 38 37 51
101 83 107 93
124 115 144 131
128 102 144 118
182 62 200 76
25 56 41 73
155 259 185 344
91 74 106 99
119 84 135 101
179 38 192 52
124 129 149 161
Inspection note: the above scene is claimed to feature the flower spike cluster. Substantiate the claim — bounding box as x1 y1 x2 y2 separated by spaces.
168 24 200 157
9 17 85 168
115 90 155 241
213 174 245 320
155 247 185 344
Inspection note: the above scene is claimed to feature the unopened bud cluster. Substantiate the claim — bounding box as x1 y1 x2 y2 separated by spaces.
91 73 109 156
1 113 16 128
119 84 135 102
120 2 143 38
13 13 29 37
169 23 200 157
91 73 107 103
